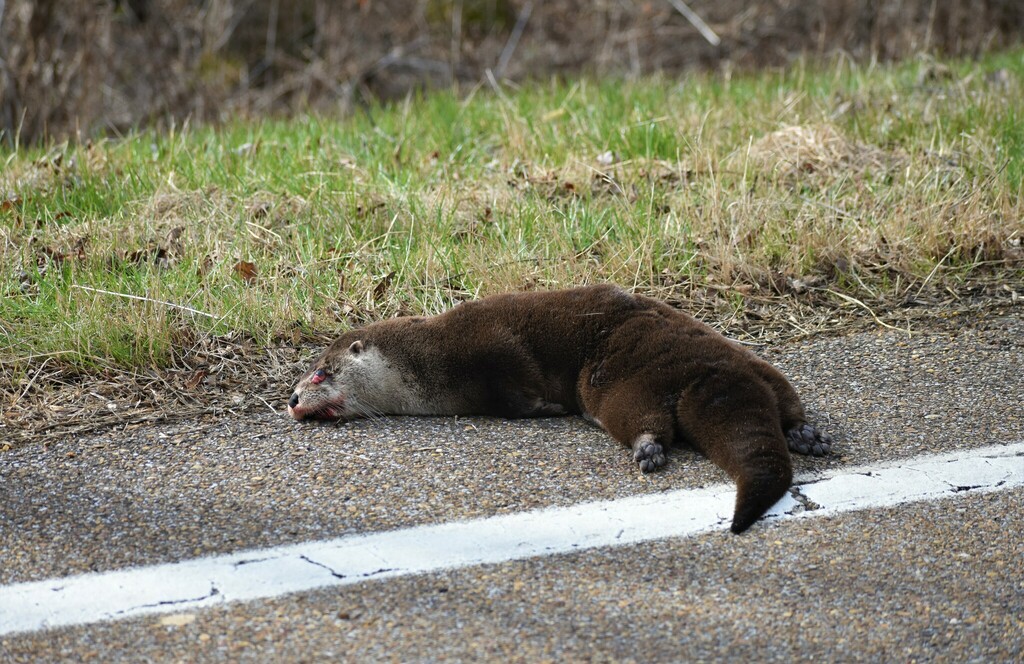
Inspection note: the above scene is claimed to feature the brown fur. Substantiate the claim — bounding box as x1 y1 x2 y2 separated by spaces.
289 285 831 533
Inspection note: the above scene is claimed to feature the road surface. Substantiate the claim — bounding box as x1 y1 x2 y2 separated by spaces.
2 311 1022 661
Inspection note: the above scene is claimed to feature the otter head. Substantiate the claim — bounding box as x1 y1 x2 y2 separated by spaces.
288 337 381 421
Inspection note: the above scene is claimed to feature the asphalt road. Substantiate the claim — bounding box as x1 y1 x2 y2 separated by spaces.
2 310 1022 661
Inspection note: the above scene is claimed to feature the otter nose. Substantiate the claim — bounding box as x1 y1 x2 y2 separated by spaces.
288 393 300 409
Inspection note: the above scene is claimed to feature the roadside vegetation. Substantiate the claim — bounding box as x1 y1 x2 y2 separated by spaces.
2 50 1022 445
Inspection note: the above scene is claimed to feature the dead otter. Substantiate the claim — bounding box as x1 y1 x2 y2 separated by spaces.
289 285 832 533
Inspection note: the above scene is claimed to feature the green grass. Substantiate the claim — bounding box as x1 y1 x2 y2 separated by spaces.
2 50 1023 388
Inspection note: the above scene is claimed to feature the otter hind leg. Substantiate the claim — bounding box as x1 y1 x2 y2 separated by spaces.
583 387 673 474
785 422 833 456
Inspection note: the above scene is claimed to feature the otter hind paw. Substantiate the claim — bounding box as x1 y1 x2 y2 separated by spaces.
632 434 666 473
786 423 833 456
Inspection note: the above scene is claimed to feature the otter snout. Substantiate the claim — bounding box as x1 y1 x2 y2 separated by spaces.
287 392 307 420
287 387 346 421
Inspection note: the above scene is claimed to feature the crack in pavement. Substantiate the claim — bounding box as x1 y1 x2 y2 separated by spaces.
300 554 399 580
117 584 220 616
299 555 347 580
232 557 277 567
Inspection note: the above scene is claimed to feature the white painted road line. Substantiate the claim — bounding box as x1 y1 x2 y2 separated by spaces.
2 442 1022 637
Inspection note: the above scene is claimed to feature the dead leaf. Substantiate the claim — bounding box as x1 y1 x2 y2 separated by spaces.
197 255 213 278
233 260 258 283
1 195 22 212
184 370 206 390
166 226 184 244
372 271 396 302
128 242 159 264
39 246 67 264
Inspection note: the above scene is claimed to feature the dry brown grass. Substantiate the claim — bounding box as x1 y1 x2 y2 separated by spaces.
747 124 899 180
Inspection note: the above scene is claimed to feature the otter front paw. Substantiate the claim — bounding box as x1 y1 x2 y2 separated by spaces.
632 434 666 473
786 423 833 456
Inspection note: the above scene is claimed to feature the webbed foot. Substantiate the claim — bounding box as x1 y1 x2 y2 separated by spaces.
786 423 833 456
633 433 667 473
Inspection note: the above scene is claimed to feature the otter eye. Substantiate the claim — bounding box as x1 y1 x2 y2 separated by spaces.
310 369 327 384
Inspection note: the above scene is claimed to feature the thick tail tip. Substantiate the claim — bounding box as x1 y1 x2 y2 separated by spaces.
730 513 761 534
729 469 792 534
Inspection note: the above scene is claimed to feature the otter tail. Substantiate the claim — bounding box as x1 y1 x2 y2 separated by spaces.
676 373 793 534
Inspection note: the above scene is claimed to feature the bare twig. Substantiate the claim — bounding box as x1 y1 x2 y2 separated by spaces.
71 285 215 318
253 392 279 415
823 288 909 335
450 0 462 82
915 245 958 300
666 0 721 46
484 68 512 104
264 0 279 82
495 0 533 78
13 357 51 408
